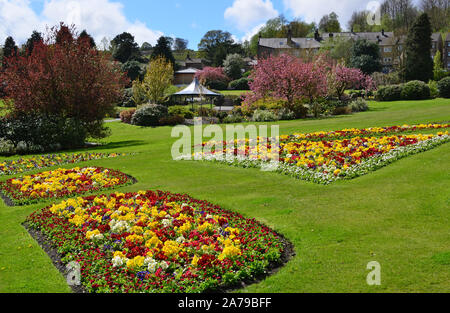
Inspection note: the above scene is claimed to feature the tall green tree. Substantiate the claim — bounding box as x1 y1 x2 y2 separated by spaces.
318 12 341 33
78 30 96 48
198 30 243 67
24 31 43 55
111 32 141 63
151 36 175 68
404 13 433 82
3 36 18 58
350 39 382 75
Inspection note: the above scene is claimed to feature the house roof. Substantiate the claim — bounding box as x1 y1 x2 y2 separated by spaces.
259 37 322 49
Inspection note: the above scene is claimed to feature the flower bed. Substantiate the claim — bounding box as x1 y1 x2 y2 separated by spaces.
193 129 449 184
0 152 127 176
0 167 133 205
25 190 289 293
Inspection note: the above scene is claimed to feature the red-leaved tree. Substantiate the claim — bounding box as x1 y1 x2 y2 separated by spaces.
1 23 128 139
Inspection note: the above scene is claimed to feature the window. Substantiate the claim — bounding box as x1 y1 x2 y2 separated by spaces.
384 57 392 63
384 47 392 52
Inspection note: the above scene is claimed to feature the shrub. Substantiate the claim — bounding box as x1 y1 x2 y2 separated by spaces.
401 80 430 100
118 88 136 107
223 114 244 124
350 98 369 112
277 108 295 120
159 115 185 126
437 77 450 98
119 108 136 124
428 80 439 99
252 110 279 122
229 78 250 90
0 112 94 155
375 85 403 101
168 105 194 119
333 105 352 115
197 107 215 117
131 104 168 127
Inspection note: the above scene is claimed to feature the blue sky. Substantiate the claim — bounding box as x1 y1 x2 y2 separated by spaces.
1 0 418 49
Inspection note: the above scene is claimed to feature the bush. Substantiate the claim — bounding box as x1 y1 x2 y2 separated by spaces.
197 107 215 117
375 85 403 101
118 88 136 107
168 105 194 119
159 115 185 126
131 104 168 127
428 80 439 99
401 80 431 100
252 110 279 122
229 78 250 90
277 108 295 120
437 77 450 98
223 114 244 124
0 112 95 155
119 108 136 124
350 98 369 112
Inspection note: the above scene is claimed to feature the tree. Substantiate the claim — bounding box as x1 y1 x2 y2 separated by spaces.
319 12 341 33
245 54 327 116
111 32 141 63
1 23 128 142
223 54 244 80
151 36 175 68
79 30 96 48
3 36 18 58
173 38 189 51
140 42 152 51
433 50 447 81
194 67 229 90
100 37 111 51
24 31 43 56
350 39 382 75
328 64 375 100
404 13 433 82
319 37 354 66
55 23 75 45
198 30 243 67
132 56 173 104
381 0 418 31
420 0 450 32
122 60 145 82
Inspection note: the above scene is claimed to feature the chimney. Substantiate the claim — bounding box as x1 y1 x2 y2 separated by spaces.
376 35 382 44
382 29 388 37
287 26 293 46
314 29 322 42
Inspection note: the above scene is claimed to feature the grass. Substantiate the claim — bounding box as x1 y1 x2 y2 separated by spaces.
0 98 449 293
219 90 250 96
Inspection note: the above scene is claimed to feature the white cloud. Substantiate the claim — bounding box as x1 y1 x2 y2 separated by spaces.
0 0 163 47
283 0 371 30
241 23 265 42
225 0 278 31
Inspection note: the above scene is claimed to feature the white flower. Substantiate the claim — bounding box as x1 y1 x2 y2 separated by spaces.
112 256 124 267
160 261 169 270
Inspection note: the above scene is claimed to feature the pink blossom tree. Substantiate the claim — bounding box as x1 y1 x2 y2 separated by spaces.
194 67 229 90
245 54 328 117
328 64 375 100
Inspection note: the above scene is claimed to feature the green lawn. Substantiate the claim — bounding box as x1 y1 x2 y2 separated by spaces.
0 98 449 293
220 90 250 96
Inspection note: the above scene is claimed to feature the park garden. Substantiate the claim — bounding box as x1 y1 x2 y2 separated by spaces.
0 17 449 293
